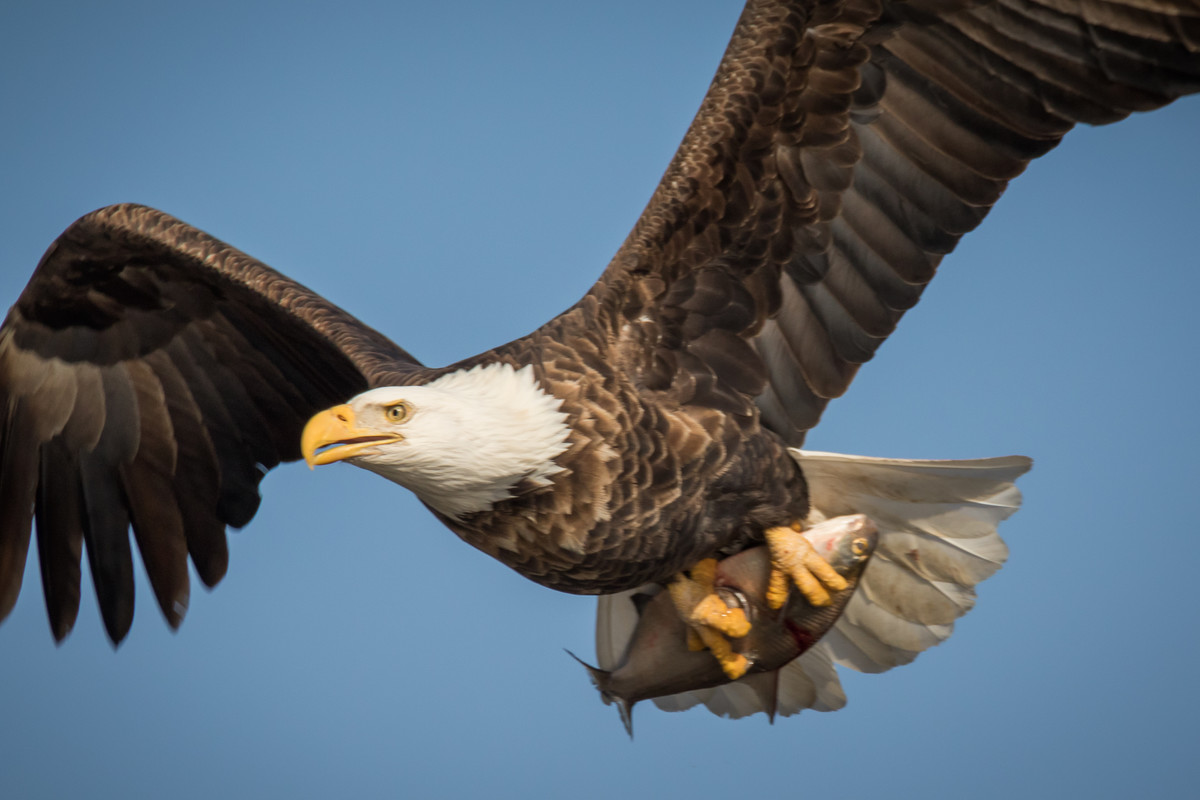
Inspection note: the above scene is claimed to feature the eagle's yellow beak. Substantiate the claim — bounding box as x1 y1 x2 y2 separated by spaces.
301 404 403 468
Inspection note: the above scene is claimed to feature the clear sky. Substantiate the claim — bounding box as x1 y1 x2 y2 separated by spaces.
2 2 1198 798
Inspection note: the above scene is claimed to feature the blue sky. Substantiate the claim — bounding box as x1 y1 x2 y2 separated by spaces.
2 2 1198 798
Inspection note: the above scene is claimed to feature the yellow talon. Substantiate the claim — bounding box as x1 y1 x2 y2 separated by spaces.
766 567 790 610
668 558 752 679
690 593 751 638
690 557 718 585
667 559 751 638
764 524 849 610
694 625 750 680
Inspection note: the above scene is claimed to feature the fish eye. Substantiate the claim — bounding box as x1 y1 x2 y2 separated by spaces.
385 402 410 423
850 537 869 556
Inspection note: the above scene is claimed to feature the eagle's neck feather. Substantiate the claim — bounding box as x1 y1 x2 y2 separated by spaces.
355 362 571 519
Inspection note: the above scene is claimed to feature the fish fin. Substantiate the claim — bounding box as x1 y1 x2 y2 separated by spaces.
790 450 1030 674
566 648 636 737
566 648 611 700
742 671 779 723
566 652 614 695
617 699 634 738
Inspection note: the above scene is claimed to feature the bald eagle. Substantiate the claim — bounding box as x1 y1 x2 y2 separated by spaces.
1 0 1196 721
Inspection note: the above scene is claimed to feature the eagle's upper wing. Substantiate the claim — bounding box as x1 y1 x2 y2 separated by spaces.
583 0 1199 444
0 203 422 643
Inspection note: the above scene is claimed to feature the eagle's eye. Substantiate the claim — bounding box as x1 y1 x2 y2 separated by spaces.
385 403 409 423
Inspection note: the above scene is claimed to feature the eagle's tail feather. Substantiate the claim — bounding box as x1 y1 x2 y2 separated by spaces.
795 450 1031 676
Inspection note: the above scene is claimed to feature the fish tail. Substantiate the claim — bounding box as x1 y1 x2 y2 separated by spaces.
565 649 636 737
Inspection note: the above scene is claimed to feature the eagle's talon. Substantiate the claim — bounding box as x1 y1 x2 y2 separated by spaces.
766 566 791 610
765 524 849 609
694 626 750 679
689 592 751 638
668 559 752 679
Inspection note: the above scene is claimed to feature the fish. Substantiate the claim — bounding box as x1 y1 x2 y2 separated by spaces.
575 513 877 733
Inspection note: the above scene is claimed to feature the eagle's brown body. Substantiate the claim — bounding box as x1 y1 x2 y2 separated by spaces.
442 350 809 593
1 0 1197 646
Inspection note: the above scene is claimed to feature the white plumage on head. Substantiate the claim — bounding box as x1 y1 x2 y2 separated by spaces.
345 363 571 519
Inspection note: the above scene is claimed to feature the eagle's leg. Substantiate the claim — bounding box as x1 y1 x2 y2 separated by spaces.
764 522 848 609
667 558 751 680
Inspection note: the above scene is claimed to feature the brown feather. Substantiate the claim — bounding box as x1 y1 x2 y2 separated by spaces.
35 440 85 641
121 359 190 629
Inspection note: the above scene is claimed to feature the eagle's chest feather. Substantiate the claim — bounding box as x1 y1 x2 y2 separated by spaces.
438 372 809 594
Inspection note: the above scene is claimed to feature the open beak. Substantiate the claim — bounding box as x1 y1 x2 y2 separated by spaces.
301 404 403 468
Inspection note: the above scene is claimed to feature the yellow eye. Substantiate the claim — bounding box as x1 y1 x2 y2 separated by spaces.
386 403 409 423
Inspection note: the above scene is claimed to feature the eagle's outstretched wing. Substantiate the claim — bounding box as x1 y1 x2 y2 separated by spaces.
575 0 1198 443
0 204 423 643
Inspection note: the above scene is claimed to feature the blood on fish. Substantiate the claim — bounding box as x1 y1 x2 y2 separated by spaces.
784 619 816 652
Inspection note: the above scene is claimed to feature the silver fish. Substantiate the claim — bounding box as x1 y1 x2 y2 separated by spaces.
575 514 877 733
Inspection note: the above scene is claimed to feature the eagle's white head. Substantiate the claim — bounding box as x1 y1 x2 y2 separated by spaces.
301 363 571 519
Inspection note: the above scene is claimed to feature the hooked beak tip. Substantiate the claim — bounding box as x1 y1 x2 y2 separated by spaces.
300 403 403 467
301 404 357 468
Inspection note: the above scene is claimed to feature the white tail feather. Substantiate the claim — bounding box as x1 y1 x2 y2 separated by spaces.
590 449 1031 722
650 685 708 714
776 645 847 715
688 681 763 720
595 588 647 671
797 450 1030 680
